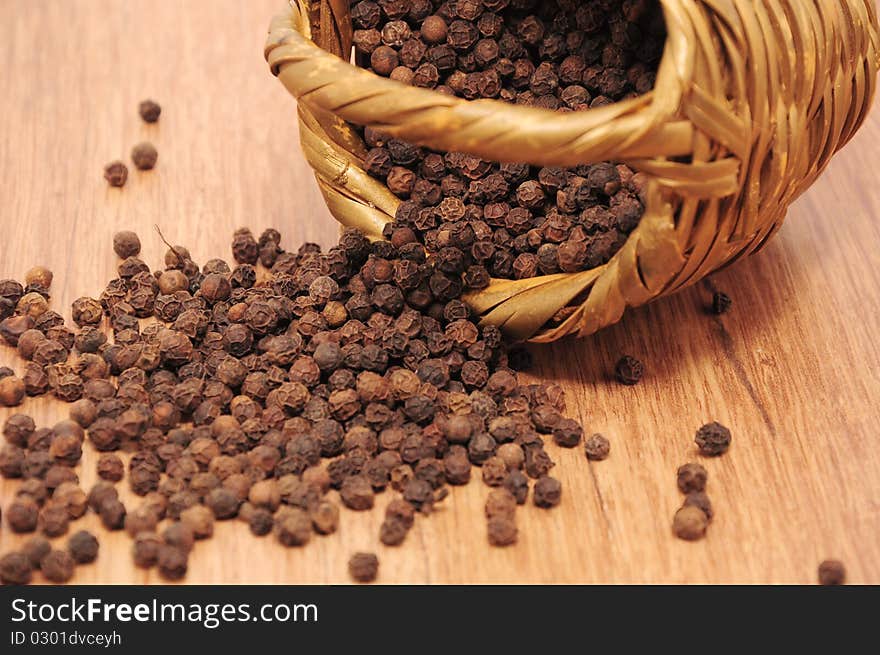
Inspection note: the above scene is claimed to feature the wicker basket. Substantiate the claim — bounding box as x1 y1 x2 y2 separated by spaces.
266 0 880 342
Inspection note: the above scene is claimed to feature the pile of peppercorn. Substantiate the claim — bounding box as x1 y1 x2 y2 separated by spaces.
349 0 665 293
0 225 587 584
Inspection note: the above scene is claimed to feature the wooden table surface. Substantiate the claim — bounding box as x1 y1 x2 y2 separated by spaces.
1 0 878 585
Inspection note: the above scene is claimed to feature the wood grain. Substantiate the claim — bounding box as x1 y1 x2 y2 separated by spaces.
1 0 878 584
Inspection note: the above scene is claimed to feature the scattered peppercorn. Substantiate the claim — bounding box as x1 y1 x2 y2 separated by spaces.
40 549 75 583
38 502 70 537
103 161 128 187
348 552 379 583
99 498 126 530
132 532 162 569
157 545 188 580
817 559 846 585
711 291 732 315
0 551 32 585
676 462 707 493
533 476 562 508
68 530 100 564
695 421 731 457
487 516 518 546
583 433 610 461
139 99 162 123
672 505 708 541
0 223 595 583
614 355 644 385
113 231 142 259
25 266 53 289
96 453 125 481
131 142 158 170
8 497 39 533
0 375 26 406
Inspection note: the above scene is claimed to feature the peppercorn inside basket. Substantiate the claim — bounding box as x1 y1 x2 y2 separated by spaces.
266 0 880 342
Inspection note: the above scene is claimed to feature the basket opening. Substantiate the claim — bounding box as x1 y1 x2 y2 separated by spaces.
341 0 668 324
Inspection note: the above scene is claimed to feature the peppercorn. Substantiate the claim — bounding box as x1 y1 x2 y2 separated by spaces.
4 413 35 446
112 231 141 258
132 532 162 568
41 549 75 582
0 551 32 585
485 488 517 521
275 508 312 546
0 375 26 406
676 462 707 493
158 545 189 580
818 559 846 585
340 475 375 510
443 447 471 485
1 445 25 479
502 469 529 504
8 497 39 533
487 516 518 546
695 421 731 457
614 355 644 385
38 502 70 537
523 445 554 478
421 15 448 43
552 417 583 447
371 45 399 75
99 498 127 530
131 142 159 171
348 552 379 583
481 456 508 486
496 442 524 470
67 530 99 564
53 481 87 519
104 161 128 187
533 475 562 508
139 99 161 123
711 290 732 315
672 505 708 541
584 433 610 461
310 500 340 535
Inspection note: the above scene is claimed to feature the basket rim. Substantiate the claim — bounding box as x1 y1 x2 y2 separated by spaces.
266 0 699 168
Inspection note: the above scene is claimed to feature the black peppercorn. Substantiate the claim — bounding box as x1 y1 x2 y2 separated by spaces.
533 475 562 508
68 530 100 564
139 99 161 123
348 552 379 583
131 142 158 170
695 421 731 457
711 290 732 315
818 559 846 585
614 355 644 385
584 433 610 461
676 462 707 493
0 551 33 585
103 161 128 187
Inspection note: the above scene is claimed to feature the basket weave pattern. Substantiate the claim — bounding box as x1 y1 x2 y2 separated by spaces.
266 0 880 342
